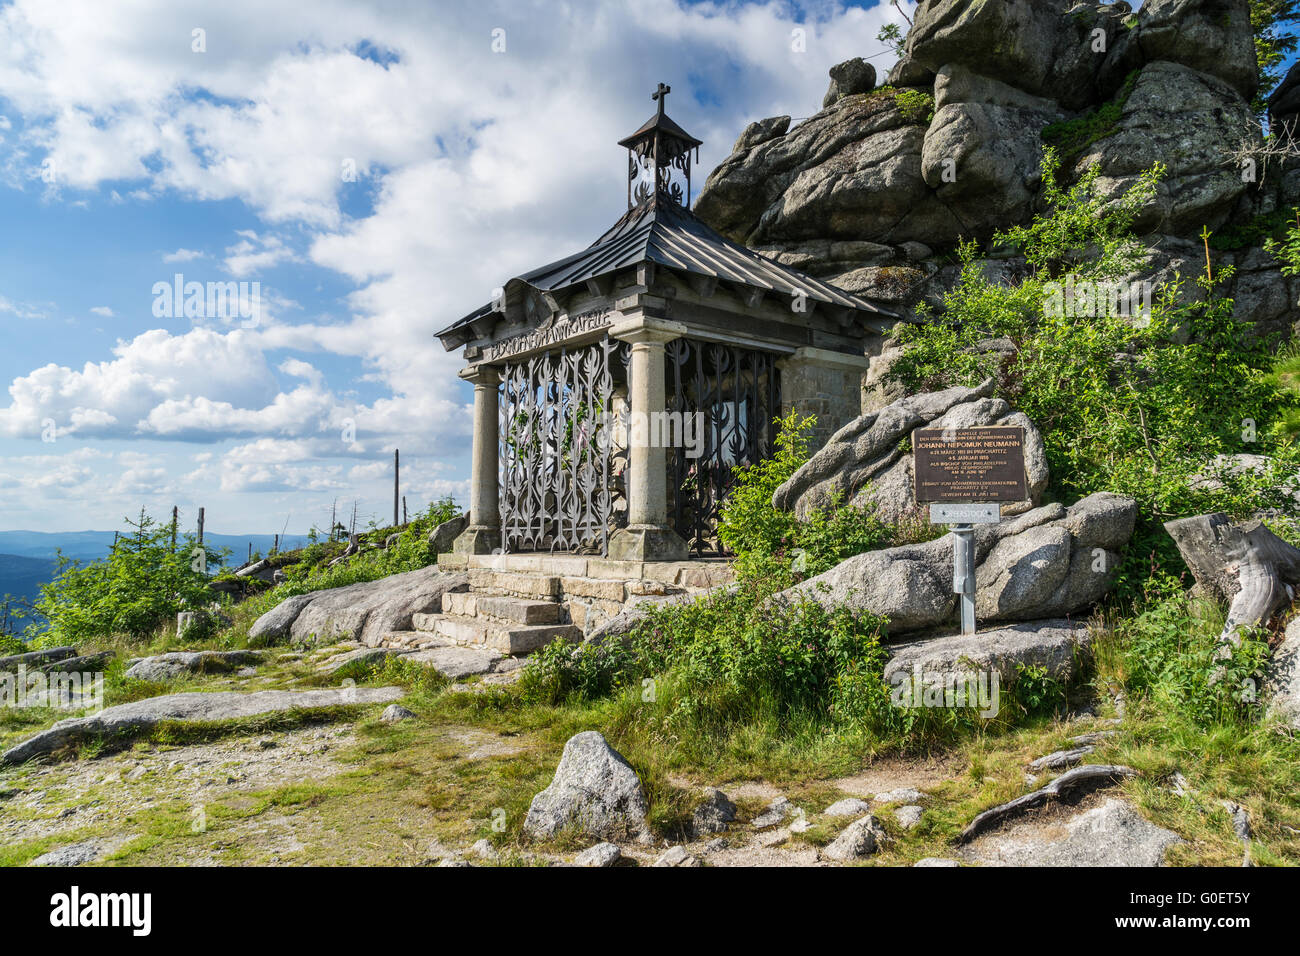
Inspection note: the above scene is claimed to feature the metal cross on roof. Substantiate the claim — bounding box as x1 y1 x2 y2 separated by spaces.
652 82 670 114
618 81 702 209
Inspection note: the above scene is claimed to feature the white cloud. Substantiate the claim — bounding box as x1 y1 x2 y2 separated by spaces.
90 305 114 317
0 295 46 319
0 0 905 529
0 327 279 439
223 230 296 277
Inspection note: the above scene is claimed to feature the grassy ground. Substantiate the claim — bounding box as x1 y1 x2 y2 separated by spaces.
2 604 1297 866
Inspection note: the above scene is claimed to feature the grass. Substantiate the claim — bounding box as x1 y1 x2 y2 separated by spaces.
2 573 1298 866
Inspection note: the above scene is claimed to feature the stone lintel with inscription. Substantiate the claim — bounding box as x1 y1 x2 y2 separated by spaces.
483 307 613 363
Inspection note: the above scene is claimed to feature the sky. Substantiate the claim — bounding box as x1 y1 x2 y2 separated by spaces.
0 0 917 536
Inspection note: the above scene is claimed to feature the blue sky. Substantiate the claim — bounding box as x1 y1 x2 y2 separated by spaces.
0 0 914 536
0 0 1278 537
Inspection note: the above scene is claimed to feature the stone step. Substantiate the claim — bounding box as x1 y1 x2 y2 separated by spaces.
442 590 561 625
381 630 454 650
468 568 562 599
434 614 488 644
561 576 628 602
565 598 628 632
433 614 580 655
410 612 443 632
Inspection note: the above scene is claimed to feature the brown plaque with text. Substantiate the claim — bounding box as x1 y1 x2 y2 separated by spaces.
913 426 1027 503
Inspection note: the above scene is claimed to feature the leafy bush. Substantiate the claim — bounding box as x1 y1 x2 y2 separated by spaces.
718 410 897 586
1118 589 1270 727
1266 343 1300 441
1011 662 1067 718
521 581 895 737
31 509 227 646
518 637 639 706
887 148 1300 599
273 497 460 598
893 88 934 124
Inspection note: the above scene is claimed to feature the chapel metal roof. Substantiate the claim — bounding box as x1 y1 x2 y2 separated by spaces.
436 194 899 351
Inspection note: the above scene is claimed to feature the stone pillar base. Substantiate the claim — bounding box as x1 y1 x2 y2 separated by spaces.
608 525 689 561
452 525 501 555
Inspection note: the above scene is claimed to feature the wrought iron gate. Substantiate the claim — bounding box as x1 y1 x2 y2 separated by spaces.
663 339 780 556
499 339 621 553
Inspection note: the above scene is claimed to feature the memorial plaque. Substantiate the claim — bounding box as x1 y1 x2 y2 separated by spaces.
913 426 1027 503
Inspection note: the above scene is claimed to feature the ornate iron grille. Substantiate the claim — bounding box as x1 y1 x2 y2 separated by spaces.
662 339 781 555
499 339 622 554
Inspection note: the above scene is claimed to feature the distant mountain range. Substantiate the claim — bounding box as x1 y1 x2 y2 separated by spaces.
0 530 313 607
0 553 60 605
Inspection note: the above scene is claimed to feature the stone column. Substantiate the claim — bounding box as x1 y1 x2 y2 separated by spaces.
608 314 689 562
452 364 502 555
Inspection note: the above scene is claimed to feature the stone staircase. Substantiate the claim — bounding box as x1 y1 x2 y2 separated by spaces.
379 553 733 662
423 590 580 655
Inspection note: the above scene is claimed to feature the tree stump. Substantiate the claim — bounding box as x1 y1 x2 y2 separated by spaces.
1164 513 1300 643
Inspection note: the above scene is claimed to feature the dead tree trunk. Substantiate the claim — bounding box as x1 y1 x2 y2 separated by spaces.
1164 513 1300 643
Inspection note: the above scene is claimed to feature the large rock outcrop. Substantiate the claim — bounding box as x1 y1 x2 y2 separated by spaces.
1 686 405 765
776 492 1137 633
1071 60 1257 235
884 619 1090 683
125 650 264 682
1107 0 1257 101
772 380 1049 522
694 0 1291 337
905 0 1132 110
248 566 469 647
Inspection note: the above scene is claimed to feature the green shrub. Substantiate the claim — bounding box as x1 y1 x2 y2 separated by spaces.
521 582 894 736
518 638 639 707
522 578 1049 745
0 631 26 657
31 509 227 646
273 497 460 599
718 411 897 586
1118 589 1270 727
1267 346 1300 441
887 148 1300 600
1010 662 1067 718
893 88 935 124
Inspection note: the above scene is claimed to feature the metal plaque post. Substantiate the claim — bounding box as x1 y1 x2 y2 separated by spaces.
929 502 1000 636
915 425 1029 637
951 523 977 635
